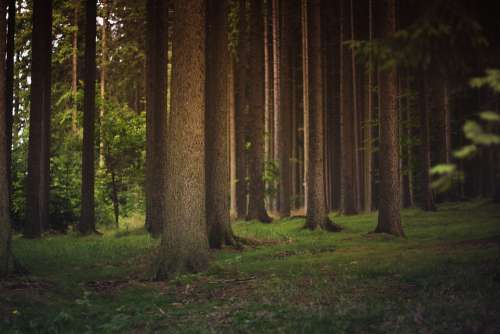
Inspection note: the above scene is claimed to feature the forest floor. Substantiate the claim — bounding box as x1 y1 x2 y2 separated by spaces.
1 200 500 333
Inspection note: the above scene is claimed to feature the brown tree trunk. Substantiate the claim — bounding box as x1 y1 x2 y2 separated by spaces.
416 74 436 211
303 0 341 231
363 0 373 212
6 0 14 211
340 0 357 215
156 0 209 279
206 0 235 248
145 0 168 237
98 0 109 168
25 0 52 238
264 0 273 212
0 0 13 277
78 0 97 235
72 2 78 134
110 170 119 228
246 0 272 223
234 0 249 219
272 0 280 213
374 0 404 237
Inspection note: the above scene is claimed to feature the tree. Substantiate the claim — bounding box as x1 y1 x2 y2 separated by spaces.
99 0 109 168
206 0 235 248
25 0 53 238
145 0 168 238
373 0 404 237
0 0 13 277
71 0 79 133
276 0 292 218
78 0 97 234
363 0 373 212
156 0 209 279
6 0 14 204
246 0 272 223
302 0 341 231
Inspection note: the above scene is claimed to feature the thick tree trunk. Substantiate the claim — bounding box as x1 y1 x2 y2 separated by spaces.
303 0 341 231
145 0 168 237
276 0 292 218
374 0 404 237
156 0 209 279
246 0 272 223
72 3 78 133
234 0 249 219
206 0 235 248
78 0 97 235
0 0 14 277
340 0 357 215
416 75 436 211
25 0 52 238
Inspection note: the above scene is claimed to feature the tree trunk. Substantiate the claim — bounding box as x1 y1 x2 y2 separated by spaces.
25 0 52 238
302 0 341 231
145 0 168 238
416 75 436 211
0 0 13 277
156 0 209 279
234 0 249 219
363 0 373 212
275 0 292 218
340 0 357 215
272 0 280 213
110 170 119 229
374 0 404 237
246 0 272 223
72 2 78 133
78 0 97 235
206 0 235 248
6 0 14 208
98 0 109 169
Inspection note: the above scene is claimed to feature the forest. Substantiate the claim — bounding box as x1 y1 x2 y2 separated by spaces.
0 0 499 332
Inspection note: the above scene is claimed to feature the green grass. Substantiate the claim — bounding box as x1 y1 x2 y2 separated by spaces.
1 200 500 333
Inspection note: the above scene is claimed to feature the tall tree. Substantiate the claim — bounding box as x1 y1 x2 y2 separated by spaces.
340 0 357 215
234 0 249 219
99 0 109 168
206 0 235 248
374 0 404 237
71 0 79 133
363 0 373 212
78 0 97 234
25 0 53 238
246 0 272 223
303 0 341 231
6 0 14 204
145 0 168 237
156 0 209 278
276 0 292 218
0 0 13 277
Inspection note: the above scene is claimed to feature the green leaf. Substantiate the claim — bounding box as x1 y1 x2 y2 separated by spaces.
453 145 477 159
480 111 500 122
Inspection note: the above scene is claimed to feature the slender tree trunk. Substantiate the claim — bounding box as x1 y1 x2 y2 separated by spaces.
78 0 97 235
272 0 280 213
246 0 272 223
234 0 249 219
275 0 292 218
303 0 341 231
374 0 404 237
25 0 52 238
206 0 235 248
110 170 119 228
156 0 209 279
98 0 108 169
0 0 13 277
406 74 415 206
340 0 357 215
400 73 412 208
5 0 14 214
72 2 78 134
416 74 436 211
145 0 168 237
363 0 373 212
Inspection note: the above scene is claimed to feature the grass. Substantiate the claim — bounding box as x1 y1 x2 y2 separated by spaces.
1 200 500 333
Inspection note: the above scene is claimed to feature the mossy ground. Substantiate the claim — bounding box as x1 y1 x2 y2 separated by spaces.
1 200 500 333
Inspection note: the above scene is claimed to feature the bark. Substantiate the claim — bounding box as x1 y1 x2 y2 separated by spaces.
78 0 97 235
0 0 13 277
263 0 273 212
72 2 78 133
246 0 272 223
416 75 436 211
340 0 357 215
276 0 292 218
206 0 235 248
303 0 341 231
272 0 280 213
145 0 168 237
374 0 404 237
400 73 412 208
363 0 373 212
6 0 14 205
110 170 119 228
156 0 209 279
98 0 109 168
234 0 249 219
25 0 52 238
